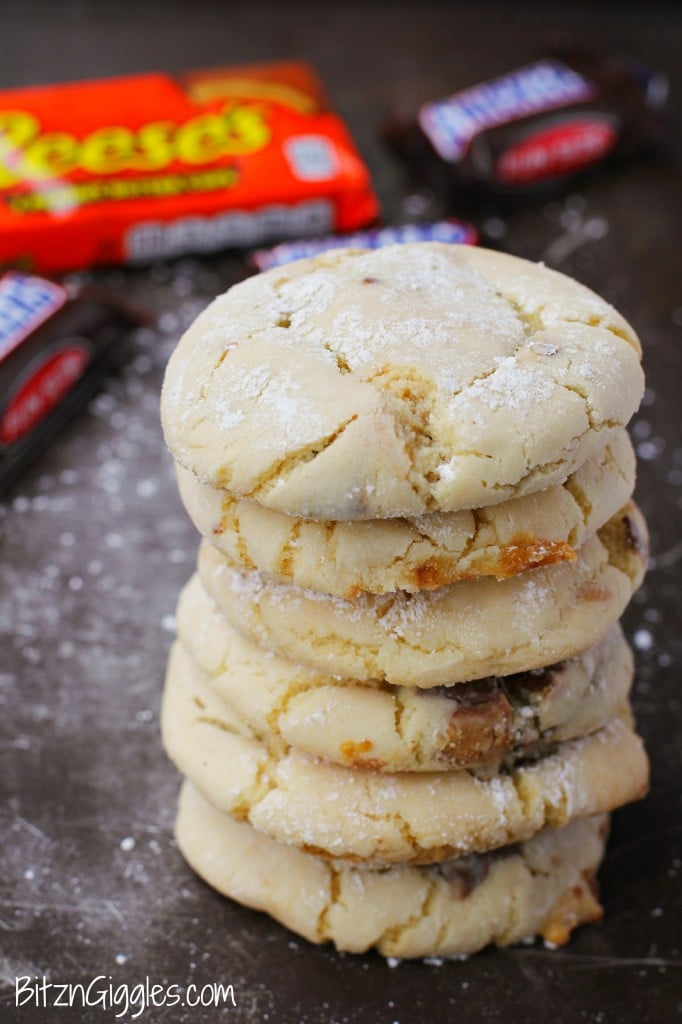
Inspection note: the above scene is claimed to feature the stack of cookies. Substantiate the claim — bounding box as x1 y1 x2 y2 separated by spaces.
160 244 649 959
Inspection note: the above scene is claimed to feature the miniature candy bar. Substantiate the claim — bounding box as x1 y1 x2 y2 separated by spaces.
251 218 477 271
385 52 667 199
0 271 144 492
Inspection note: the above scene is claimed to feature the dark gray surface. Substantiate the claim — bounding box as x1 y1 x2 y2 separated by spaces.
0 3 681 1022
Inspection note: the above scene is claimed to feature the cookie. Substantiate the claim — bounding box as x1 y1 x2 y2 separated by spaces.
161 244 643 519
175 429 636 597
197 502 647 687
176 782 608 958
177 577 634 772
161 645 648 864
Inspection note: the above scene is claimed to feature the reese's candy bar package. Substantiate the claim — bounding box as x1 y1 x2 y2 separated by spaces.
385 52 668 201
251 218 478 271
0 271 144 493
0 62 378 273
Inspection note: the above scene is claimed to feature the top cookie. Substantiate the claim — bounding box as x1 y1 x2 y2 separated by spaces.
162 244 643 519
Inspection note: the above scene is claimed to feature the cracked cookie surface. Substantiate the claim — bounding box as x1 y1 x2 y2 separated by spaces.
176 429 635 597
177 579 633 772
161 646 648 864
161 244 643 519
197 502 647 687
176 782 608 958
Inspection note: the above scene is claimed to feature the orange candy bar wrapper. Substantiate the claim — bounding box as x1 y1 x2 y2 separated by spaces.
0 62 379 273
